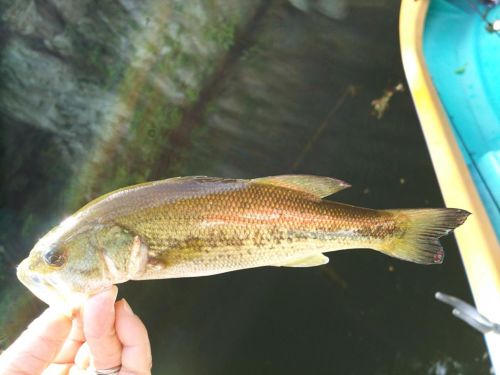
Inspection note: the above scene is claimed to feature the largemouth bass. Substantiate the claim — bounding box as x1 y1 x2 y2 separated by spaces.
17 175 470 310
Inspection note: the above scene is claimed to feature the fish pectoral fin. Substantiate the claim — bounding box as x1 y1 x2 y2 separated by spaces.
252 175 350 198
272 254 329 267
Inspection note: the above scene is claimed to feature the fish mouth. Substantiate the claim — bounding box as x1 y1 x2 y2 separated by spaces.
17 258 87 314
17 259 66 307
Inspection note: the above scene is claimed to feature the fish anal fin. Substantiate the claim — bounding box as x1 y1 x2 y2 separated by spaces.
252 175 350 198
273 253 329 267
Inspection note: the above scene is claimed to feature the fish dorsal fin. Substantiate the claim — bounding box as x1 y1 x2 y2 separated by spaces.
272 254 330 267
252 175 350 198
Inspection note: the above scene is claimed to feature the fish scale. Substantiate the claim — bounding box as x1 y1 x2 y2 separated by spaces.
16 175 470 308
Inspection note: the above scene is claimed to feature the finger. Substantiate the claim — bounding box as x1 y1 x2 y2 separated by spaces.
42 363 71 374
115 299 152 375
54 313 85 364
83 286 122 371
74 342 90 370
69 365 87 375
0 307 71 375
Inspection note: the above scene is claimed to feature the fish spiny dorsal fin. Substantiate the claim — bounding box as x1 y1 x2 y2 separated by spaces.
252 175 351 198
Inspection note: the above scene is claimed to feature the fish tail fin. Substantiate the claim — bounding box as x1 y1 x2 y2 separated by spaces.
380 208 470 264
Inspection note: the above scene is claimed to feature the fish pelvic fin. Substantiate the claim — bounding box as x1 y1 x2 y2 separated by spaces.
252 175 350 198
381 208 471 264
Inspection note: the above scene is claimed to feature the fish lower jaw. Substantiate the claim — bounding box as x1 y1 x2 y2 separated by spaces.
60 287 115 317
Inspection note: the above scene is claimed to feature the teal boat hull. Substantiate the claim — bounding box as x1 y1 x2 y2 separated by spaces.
423 0 500 239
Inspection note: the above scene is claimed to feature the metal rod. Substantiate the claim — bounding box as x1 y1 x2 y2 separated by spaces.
435 292 500 335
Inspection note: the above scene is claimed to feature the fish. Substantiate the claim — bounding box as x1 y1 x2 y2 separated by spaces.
17 175 470 311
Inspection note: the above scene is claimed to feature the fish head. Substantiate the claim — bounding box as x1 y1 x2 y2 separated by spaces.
17 215 134 313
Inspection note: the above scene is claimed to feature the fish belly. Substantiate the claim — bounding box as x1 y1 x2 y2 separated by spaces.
135 234 340 280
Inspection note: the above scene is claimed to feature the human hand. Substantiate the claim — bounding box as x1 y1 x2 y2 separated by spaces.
0 286 152 374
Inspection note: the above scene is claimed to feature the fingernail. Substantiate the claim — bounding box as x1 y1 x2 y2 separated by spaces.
98 285 118 303
108 286 119 314
122 298 133 315
84 286 119 316
110 285 118 301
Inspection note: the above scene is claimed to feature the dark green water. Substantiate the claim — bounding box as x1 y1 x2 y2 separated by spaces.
0 0 490 373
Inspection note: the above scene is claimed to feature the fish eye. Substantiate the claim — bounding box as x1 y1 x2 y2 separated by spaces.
43 247 66 267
